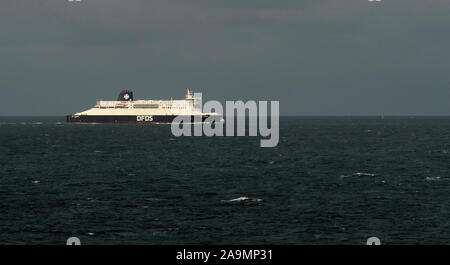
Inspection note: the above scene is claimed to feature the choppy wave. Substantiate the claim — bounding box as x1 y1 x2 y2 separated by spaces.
221 196 262 203
354 172 376 177
425 176 441 181
340 172 376 178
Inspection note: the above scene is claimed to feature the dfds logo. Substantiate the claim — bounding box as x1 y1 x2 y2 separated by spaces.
137 115 154 122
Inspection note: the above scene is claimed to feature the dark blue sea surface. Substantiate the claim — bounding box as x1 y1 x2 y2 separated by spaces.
1 116 450 245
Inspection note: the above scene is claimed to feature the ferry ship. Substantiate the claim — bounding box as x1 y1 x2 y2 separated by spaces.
66 90 220 124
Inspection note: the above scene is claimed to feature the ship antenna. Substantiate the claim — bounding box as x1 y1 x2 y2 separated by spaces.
186 88 194 100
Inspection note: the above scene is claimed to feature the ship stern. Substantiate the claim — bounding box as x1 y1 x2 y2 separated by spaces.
66 115 81 123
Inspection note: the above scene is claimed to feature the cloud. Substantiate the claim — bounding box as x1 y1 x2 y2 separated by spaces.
1 0 450 115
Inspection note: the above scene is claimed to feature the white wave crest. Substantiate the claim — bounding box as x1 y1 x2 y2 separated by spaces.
221 196 262 203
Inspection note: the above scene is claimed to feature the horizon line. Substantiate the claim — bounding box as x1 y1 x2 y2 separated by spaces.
2 115 450 117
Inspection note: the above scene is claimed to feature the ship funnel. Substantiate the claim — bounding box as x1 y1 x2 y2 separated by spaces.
118 90 133 101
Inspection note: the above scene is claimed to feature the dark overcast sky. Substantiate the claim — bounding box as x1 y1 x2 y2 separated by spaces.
1 0 450 115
